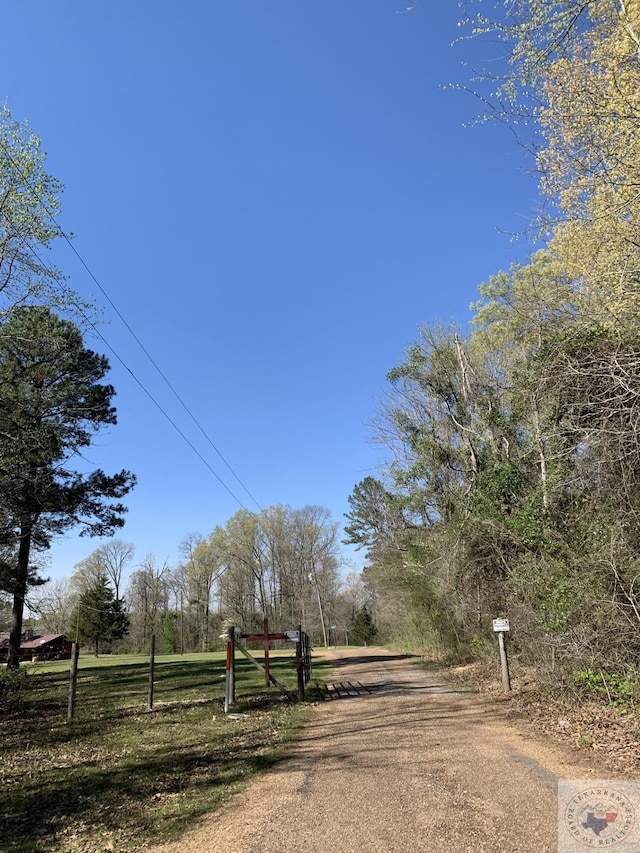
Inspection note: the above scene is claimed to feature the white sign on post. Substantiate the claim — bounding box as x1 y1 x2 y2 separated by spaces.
493 618 512 691
285 630 300 643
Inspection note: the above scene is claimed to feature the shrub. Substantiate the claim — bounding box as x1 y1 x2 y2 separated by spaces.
0 666 31 706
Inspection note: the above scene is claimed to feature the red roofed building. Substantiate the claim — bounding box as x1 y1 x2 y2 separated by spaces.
0 632 72 662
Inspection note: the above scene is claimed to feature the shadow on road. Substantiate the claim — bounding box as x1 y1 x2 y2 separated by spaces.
328 653 414 668
318 679 476 700
314 650 476 701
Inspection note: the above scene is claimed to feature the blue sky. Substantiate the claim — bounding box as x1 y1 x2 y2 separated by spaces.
2 1 538 583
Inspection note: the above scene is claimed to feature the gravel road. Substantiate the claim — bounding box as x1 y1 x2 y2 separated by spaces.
149 647 615 853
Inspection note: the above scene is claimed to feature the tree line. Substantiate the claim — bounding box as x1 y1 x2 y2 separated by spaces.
345 1 640 697
27 506 376 656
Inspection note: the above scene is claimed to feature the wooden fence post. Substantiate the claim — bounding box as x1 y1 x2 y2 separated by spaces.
231 628 236 704
303 629 311 685
67 643 80 722
148 634 156 710
263 618 271 687
224 627 234 714
296 624 305 701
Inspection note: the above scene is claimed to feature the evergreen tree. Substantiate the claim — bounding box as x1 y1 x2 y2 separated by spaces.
350 605 377 646
0 306 135 667
77 573 129 656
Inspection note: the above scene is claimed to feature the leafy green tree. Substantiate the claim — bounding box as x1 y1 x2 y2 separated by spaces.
0 592 11 631
464 1 640 329
212 505 341 644
0 105 70 315
341 1 640 685
0 306 135 667
77 573 129 656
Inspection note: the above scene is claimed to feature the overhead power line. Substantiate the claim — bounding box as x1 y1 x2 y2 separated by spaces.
61 236 262 512
0 138 262 514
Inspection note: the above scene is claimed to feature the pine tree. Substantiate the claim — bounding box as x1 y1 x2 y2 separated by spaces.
350 605 377 646
0 306 135 667
77 573 129 656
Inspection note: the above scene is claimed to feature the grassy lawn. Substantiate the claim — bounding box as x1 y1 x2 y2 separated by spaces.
0 648 332 852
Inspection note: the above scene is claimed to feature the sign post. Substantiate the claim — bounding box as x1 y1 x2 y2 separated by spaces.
492 618 511 692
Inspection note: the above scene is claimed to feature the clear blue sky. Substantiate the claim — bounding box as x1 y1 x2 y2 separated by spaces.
2 1 537 582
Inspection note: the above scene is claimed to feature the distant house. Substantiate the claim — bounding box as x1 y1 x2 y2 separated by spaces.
0 632 72 662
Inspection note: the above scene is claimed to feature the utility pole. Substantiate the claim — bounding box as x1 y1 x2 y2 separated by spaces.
308 561 328 649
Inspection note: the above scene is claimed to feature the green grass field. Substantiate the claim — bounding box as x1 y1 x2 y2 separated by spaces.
0 649 332 853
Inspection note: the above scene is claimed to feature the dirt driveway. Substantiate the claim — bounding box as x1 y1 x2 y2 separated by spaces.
150 647 620 853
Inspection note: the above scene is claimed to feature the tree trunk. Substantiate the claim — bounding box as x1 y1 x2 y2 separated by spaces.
7 524 32 669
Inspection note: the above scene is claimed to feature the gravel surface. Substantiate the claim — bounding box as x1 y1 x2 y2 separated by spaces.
149 647 620 853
